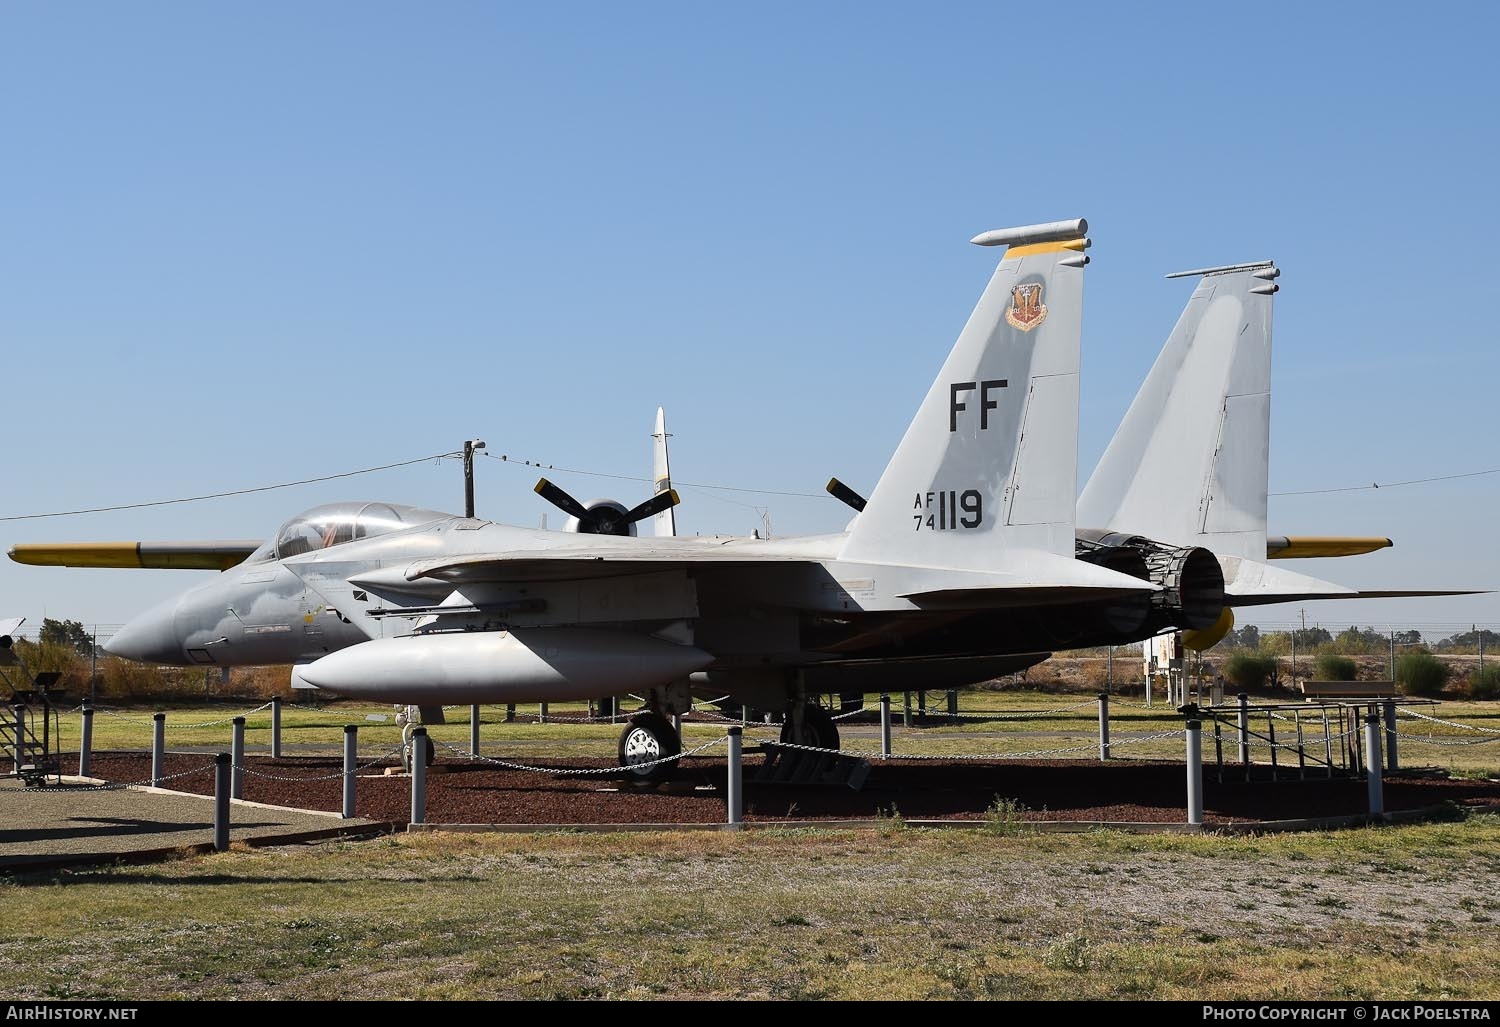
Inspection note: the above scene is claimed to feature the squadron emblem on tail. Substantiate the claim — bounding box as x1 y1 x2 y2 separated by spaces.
1006 281 1048 331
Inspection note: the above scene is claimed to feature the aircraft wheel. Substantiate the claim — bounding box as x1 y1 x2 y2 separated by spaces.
618 712 681 783
781 703 839 750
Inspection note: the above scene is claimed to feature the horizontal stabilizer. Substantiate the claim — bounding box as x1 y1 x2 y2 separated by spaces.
1351 589 1489 599
1222 556 1356 606
1266 536 1393 559
9 541 262 571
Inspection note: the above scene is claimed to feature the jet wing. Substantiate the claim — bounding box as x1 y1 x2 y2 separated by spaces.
378 544 819 587
9 541 262 571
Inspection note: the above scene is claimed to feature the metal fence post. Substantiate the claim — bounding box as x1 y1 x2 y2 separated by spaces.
726 726 743 826
11 704 24 774
1185 719 1203 826
1383 700 1399 772
213 752 231 852
505 703 515 723
1097 692 1111 761
902 691 912 728
151 712 166 787
538 703 548 724
1295 711 1306 781
79 700 94 778
342 725 357 819
879 694 892 758
1236 693 1250 765
231 717 246 800
410 727 427 825
1365 714 1384 817
946 689 959 723
270 696 283 759
469 704 481 755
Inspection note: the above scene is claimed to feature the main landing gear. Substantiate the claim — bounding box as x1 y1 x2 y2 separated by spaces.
617 711 681 784
781 702 839 750
614 696 842 784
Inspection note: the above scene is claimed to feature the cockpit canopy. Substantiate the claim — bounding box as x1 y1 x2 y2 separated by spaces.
246 502 451 563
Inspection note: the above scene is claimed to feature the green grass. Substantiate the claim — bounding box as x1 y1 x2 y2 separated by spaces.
5 817 1500 999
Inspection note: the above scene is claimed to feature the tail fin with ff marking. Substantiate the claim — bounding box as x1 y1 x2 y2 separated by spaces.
841 219 1090 569
1077 261 1280 560
651 407 676 538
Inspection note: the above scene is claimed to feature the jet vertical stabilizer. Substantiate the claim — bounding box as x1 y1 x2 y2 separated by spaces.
841 219 1091 571
1078 261 1279 560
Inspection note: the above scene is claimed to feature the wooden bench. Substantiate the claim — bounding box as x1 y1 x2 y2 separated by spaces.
1300 679 1397 699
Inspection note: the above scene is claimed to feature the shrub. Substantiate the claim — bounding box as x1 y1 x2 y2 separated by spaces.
1314 654 1358 681
983 796 1034 836
1224 651 1278 691
1396 652 1449 697
1467 665 1500 701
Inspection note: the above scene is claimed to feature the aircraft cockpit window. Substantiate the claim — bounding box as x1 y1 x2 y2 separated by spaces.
273 502 449 560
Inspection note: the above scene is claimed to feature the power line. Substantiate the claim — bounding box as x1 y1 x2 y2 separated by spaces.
1272 467 1500 497
481 451 831 500
0 452 461 522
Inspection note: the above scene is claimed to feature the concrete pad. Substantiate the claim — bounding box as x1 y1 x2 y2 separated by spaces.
0 777 385 871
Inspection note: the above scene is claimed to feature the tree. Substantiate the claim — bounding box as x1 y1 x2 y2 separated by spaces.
1291 626 1332 650
1220 623 1261 650
39 618 96 659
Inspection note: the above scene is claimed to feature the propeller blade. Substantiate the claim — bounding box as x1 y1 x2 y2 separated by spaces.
826 477 867 513
534 478 591 521
621 489 681 526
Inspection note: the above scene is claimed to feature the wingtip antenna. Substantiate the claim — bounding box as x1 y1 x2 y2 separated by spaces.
1164 260 1278 280
970 218 1088 248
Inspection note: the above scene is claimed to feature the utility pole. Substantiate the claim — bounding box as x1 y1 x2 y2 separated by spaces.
1478 623 1485 679
1389 629 1396 680
462 439 486 518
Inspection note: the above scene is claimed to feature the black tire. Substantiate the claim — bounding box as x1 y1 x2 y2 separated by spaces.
781 702 839 750
617 711 681 783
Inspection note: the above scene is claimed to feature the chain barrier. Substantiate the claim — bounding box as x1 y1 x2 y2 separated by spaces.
913 699 1099 720
765 736 1122 762
433 734 728 776
34 761 219 794
237 744 407 781
1396 708 1500 735
1393 730 1500 747
87 702 275 730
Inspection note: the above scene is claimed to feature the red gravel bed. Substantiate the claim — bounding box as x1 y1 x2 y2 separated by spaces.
85 751 1500 827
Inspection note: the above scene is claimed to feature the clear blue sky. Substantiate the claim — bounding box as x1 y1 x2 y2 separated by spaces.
2 2 1496 638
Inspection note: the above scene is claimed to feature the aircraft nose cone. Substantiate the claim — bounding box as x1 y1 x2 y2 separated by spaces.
104 596 185 664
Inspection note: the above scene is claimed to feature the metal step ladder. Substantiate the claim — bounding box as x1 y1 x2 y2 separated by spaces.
5 703 59 786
